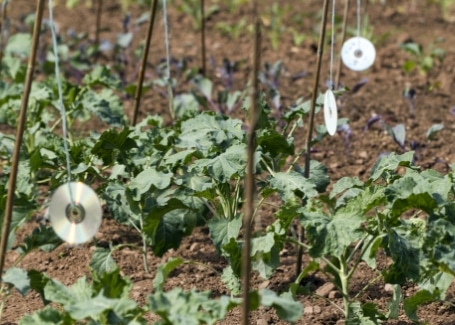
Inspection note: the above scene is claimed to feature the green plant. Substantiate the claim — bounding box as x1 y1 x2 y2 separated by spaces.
400 39 446 76
176 0 219 31
215 18 249 40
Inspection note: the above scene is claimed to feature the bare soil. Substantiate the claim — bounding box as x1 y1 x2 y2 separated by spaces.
2 0 455 324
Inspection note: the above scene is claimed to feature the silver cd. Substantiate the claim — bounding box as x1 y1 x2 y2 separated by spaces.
324 90 338 136
49 182 102 244
341 37 376 71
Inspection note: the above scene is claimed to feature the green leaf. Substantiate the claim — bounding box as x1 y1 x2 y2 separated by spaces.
81 89 126 126
403 289 437 322
92 268 132 299
66 292 139 321
251 232 281 278
221 265 241 295
90 247 118 275
153 257 184 291
44 277 92 307
129 168 173 200
270 171 318 201
308 160 330 193
400 42 422 56
16 225 63 255
5 33 32 58
208 215 242 253
257 128 294 157
386 284 402 319
18 306 69 325
2 267 30 296
177 113 243 153
83 65 121 89
370 151 415 181
193 76 213 99
259 289 302 322
28 269 51 304
91 128 137 165
194 144 247 182
142 199 193 256
426 124 444 140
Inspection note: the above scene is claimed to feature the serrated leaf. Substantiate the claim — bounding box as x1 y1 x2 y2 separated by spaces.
18 306 68 325
129 169 172 200
403 289 437 322
16 225 63 255
91 128 137 165
5 33 31 57
90 247 118 275
330 176 364 199
66 292 138 320
177 113 244 152
44 277 92 307
153 257 184 291
221 265 241 295
257 128 294 157
194 144 247 182
92 268 131 299
270 171 318 201
370 152 415 181
81 89 126 126
83 65 121 89
2 267 30 296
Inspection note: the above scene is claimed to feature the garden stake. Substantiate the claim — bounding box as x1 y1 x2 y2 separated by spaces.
296 0 330 276
335 0 349 89
0 0 45 278
0 0 10 68
132 0 159 126
200 0 206 75
241 6 261 325
95 0 103 53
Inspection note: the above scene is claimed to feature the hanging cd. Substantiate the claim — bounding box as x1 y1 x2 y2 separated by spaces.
324 89 338 136
49 182 102 245
341 37 376 71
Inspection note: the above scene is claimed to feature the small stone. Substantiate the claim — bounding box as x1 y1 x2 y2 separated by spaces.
336 320 346 325
94 232 104 241
190 242 199 252
304 306 321 314
256 319 268 325
316 283 335 297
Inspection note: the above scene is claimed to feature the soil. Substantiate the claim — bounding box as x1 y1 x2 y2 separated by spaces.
2 0 455 324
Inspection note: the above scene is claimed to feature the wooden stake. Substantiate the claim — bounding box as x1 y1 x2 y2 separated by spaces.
132 0 159 126
296 0 330 276
95 0 103 50
335 0 349 89
0 0 10 67
200 0 206 75
0 0 45 278
241 4 261 325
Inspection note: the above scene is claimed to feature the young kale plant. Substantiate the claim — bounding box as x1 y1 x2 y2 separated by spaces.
287 151 455 323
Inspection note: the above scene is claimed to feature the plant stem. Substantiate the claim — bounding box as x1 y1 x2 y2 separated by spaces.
241 4 261 324
0 0 45 279
339 257 350 318
296 0 330 276
200 0 206 75
132 0 159 126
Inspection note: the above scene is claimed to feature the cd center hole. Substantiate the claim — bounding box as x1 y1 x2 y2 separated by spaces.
354 49 363 58
67 205 85 223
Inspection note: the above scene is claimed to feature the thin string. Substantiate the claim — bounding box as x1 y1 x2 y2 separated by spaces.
162 0 171 81
329 0 336 90
49 0 75 205
357 0 361 38
162 0 174 118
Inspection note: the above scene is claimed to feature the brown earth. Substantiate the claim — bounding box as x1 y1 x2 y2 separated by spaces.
2 0 455 324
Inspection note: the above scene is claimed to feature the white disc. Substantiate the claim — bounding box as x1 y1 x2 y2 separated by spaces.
324 90 338 136
341 37 376 71
49 182 102 244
